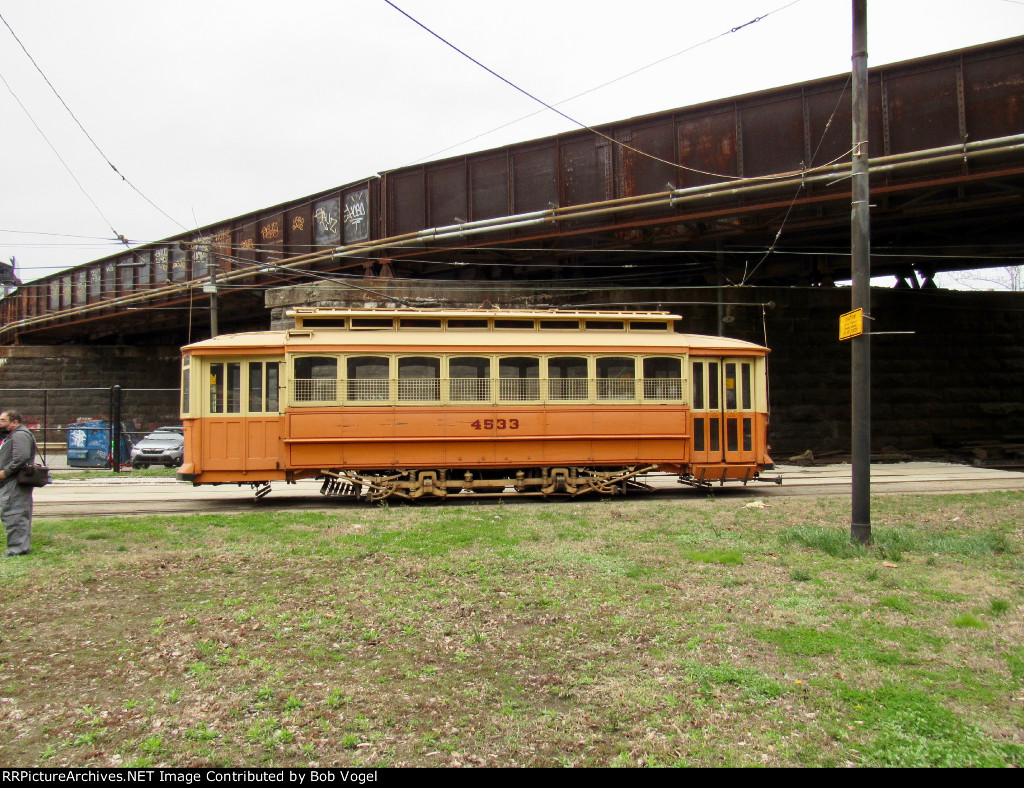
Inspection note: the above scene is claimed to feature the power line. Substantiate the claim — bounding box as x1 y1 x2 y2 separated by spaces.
740 75 852 285
0 68 128 248
403 0 804 167
384 0 807 182
9 240 1024 282
0 10 188 233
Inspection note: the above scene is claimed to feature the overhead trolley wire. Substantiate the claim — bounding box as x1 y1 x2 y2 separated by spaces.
404 0 804 167
0 69 129 251
383 0 838 183
739 75 852 285
0 11 189 235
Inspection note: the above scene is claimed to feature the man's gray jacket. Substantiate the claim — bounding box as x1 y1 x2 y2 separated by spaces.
0 424 35 479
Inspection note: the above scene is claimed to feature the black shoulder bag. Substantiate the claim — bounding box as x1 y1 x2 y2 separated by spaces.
15 432 49 487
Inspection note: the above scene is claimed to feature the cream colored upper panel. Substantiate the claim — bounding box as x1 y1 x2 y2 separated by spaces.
185 328 766 355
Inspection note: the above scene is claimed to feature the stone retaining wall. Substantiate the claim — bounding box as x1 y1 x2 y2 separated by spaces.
7 284 1021 459
0 346 181 432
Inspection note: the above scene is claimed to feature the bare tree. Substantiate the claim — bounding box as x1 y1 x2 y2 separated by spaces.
937 265 1024 291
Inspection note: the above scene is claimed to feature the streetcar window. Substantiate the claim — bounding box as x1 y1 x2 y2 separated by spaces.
693 417 705 452
540 320 580 330
727 418 738 452
209 362 224 413
398 357 440 401
347 356 390 401
499 357 539 401
494 319 535 330
249 362 279 412
266 363 280 412
447 319 488 329
741 363 752 410
707 363 720 410
449 357 491 401
708 417 720 452
643 357 682 400
293 356 338 402
548 357 588 400
724 363 737 410
351 318 394 329
399 318 443 329
585 320 624 331
630 320 669 331
249 362 264 412
743 418 753 452
302 317 347 328
226 363 242 413
692 363 705 409
596 357 635 400
181 358 191 415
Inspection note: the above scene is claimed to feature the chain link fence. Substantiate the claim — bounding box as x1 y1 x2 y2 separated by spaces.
0 386 180 472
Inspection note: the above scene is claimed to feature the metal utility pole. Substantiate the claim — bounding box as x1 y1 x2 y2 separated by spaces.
851 0 871 544
204 264 220 338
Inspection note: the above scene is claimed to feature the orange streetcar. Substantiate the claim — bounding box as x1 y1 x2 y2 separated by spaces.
177 308 776 500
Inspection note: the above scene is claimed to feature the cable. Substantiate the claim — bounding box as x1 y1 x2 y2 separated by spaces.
10 239 1024 284
0 228 122 241
404 0 804 168
384 0 807 182
0 68 127 250
740 76 852 285
0 11 189 233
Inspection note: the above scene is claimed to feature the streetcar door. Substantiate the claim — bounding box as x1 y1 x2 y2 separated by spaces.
690 357 757 465
720 359 757 464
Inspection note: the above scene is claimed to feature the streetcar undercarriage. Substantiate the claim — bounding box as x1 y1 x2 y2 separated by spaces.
314 465 660 501
239 464 777 501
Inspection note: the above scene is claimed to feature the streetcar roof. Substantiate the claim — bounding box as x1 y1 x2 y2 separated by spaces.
182 307 767 354
182 328 767 354
287 306 683 321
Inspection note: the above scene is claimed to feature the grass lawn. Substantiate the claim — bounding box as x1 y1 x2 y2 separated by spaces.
1 491 1022 767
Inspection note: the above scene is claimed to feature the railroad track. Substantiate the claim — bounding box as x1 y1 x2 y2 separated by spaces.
31 462 1024 518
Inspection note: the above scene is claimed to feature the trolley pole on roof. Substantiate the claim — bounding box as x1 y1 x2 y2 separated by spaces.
851 0 871 544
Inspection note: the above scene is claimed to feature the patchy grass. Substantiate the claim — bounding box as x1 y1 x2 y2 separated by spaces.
50 467 179 481
0 492 1023 767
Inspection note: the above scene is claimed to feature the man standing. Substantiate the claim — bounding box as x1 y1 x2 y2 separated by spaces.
0 411 35 557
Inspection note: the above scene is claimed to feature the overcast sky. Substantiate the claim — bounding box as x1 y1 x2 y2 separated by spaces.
2 0 1021 284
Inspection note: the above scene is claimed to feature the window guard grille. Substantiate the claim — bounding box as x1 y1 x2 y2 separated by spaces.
449 378 491 401
347 379 390 401
642 378 683 400
287 376 687 404
398 379 441 401
498 378 540 402
548 378 589 400
596 379 636 400
294 378 337 402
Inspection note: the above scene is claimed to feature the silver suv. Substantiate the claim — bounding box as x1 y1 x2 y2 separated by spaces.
130 426 184 469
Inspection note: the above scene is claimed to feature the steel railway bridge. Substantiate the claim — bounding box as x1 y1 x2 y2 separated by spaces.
1 36 1023 346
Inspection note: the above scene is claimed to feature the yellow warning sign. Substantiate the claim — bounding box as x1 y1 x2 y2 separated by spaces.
839 308 864 341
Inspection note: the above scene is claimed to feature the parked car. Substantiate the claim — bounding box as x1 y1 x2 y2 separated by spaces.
130 426 184 469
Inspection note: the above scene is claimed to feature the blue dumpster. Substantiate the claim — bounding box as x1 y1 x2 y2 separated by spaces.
66 420 133 468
